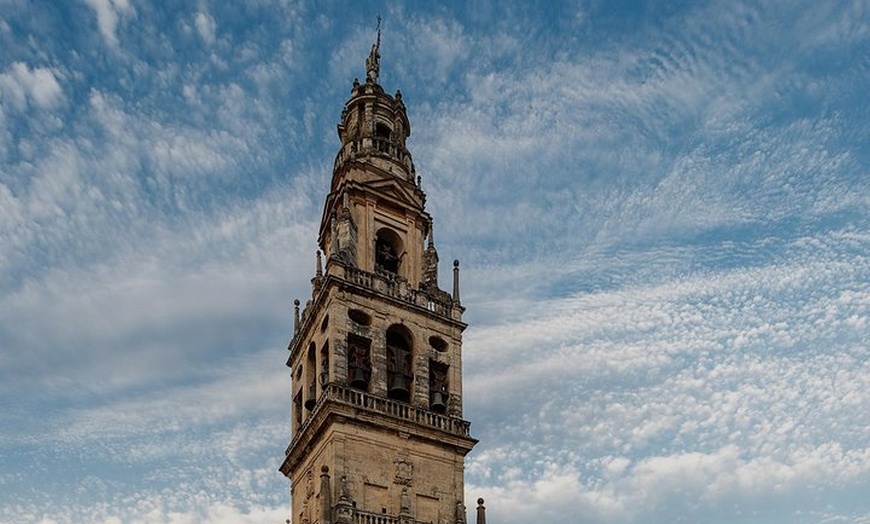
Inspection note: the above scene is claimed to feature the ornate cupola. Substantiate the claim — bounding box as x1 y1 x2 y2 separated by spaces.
334 38 415 183
279 27 478 524
319 36 426 282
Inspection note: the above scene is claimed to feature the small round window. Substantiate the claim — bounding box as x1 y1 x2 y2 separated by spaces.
429 336 448 352
348 309 372 326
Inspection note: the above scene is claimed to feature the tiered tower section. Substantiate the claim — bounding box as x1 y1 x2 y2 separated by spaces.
280 40 477 524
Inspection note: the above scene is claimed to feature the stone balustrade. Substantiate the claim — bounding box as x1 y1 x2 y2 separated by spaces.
353 511 398 524
287 383 471 455
333 138 415 176
343 266 454 318
352 509 433 524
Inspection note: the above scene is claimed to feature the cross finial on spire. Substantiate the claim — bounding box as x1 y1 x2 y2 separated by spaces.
366 16 381 83
377 15 382 48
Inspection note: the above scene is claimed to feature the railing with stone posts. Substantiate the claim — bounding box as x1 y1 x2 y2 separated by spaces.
331 383 472 437
333 138 415 176
352 509 434 524
343 266 454 318
287 383 472 455
352 511 398 524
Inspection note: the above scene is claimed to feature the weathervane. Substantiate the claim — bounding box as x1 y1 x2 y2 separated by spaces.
366 16 381 83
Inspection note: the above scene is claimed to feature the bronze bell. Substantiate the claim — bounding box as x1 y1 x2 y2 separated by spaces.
430 390 447 413
304 382 316 410
388 374 410 401
350 367 368 390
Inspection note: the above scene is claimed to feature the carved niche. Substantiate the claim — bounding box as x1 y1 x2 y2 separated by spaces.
394 458 413 486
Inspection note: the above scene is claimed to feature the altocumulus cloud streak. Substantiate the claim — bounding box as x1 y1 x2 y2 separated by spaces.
0 1 867 523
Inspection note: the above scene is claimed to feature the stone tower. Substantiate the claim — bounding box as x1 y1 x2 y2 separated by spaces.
279 36 478 524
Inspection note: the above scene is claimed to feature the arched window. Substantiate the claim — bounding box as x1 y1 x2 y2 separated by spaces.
355 101 364 141
375 228 403 274
293 391 302 429
375 122 392 140
320 342 330 387
386 325 413 402
429 360 449 414
305 343 317 410
347 334 371 391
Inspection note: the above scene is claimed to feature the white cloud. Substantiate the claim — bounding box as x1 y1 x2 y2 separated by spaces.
83 0 134 49
56 350 289 443
0 190 317 396
0 62 63 110
460 224 869 522
405 2 867 267
469 441 870 524
194 12 217 46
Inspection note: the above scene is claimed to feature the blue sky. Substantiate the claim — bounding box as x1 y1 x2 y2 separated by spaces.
1 1 868 523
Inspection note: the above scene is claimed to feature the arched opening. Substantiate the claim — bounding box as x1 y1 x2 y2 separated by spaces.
429 360 449 414
347 334 372 391
320 342 330 387
305 343 316 410
355 101 364 141
375 122 392 140
386 325 413 402
375 228 403 274
293 390 302 429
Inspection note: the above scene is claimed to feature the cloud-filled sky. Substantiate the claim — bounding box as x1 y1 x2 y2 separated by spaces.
1 1 868 523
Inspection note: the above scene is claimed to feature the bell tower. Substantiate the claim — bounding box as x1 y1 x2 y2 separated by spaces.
279 31 477 524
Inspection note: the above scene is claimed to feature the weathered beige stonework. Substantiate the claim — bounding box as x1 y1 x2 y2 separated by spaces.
280 38 476 524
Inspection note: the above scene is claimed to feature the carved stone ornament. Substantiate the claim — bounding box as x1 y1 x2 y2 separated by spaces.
339 475 352 501
394 458 413 486
334 476 355 524
454 501 466 524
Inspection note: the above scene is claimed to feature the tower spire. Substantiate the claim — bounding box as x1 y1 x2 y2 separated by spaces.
365 16 382 84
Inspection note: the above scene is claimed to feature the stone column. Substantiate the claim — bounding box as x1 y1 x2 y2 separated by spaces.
319 466 332 524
